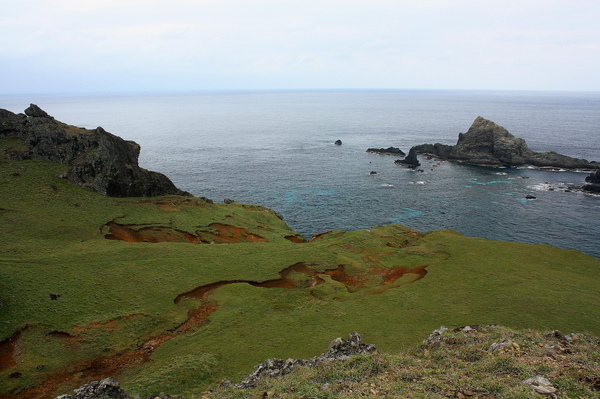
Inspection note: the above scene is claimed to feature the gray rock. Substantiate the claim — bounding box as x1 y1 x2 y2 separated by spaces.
238 332 376 389
394 147 420 167
488 340 516 353
522 375 558 396
56 377 131 399
423 326 448 348
0 105 191 198
366 147 405 156
25 103 53 119
411 117 599 170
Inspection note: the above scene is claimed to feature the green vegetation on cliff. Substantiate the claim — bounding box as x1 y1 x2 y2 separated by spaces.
1 136 599 398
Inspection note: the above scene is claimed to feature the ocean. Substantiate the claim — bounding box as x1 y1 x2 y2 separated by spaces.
2 90 599 258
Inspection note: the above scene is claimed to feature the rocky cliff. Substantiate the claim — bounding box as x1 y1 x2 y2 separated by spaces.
0 104 190 197
411 116 599 170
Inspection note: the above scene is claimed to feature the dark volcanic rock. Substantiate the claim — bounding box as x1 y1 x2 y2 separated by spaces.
0 105 190 197
411 117 599 170
366 146 405 156
583 171 600 193
334 139 342 145
394 147 421 167
585 171 600 184
24 103 53 119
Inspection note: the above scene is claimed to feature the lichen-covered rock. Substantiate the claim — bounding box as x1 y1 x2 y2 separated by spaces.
55 377 131 399
238 332 376 389
522 375 558 397
0 105 190 197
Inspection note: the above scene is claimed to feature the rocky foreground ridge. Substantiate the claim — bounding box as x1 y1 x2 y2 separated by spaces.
407 116 599 170
0 104 190 197
55 326 599 399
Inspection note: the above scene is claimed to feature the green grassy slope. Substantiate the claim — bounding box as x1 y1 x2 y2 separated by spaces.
1 137 599 398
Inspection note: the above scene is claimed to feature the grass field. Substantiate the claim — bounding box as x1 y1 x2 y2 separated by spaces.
1 137 599 398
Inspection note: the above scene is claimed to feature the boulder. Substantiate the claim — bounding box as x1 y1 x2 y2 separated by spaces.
0 105 190 198
411 117 599 170
334 139 342 145
24 103 53 119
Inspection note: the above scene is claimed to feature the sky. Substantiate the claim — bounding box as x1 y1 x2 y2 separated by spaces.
2 0 600 94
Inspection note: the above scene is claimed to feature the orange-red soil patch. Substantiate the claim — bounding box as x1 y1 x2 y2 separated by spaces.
284 235 307 243
0 328 26 373
3 304 218 399
369 264 428 285
103 222 267 244
309 231 345 241
323 265 369 288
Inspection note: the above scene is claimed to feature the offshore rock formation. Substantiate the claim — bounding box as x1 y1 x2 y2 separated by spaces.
411 117 599 170
394 147 421 167
0 105 190 197
366 146 406 156
583 171 600 193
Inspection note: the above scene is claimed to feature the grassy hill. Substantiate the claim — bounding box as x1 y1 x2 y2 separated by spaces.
1 136 599 398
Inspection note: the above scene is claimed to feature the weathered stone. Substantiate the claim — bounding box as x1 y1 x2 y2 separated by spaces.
238 332 376 389
56 377 131 399
25 103 53 119
488 340 517 353
522 375 558 396
422 326 448 348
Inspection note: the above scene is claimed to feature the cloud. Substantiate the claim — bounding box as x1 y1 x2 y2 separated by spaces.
2 0 600 93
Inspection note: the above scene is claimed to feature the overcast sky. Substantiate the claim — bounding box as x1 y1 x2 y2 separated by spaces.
2 0 600 94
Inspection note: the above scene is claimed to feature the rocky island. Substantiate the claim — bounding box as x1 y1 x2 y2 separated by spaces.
366 146 405 156
403 116 599 170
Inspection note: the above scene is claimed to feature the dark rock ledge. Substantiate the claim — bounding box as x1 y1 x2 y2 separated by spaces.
366 146 405 156
0 104 190 197
409 116 599 170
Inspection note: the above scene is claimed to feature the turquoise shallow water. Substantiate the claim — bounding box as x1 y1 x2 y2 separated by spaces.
2 90 599 257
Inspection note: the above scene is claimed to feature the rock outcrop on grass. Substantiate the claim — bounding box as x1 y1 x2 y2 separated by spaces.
238 332 377 389
0 105 190 197
56 326 600 398
411 116 599 170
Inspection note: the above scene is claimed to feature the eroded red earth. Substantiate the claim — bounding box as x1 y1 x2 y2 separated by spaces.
103 222 267 244
2 257 431 398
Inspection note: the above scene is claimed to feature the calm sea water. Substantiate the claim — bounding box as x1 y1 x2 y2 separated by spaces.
2 90 600 258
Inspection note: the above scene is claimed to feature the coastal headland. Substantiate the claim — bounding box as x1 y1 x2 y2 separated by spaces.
1 106 599 398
